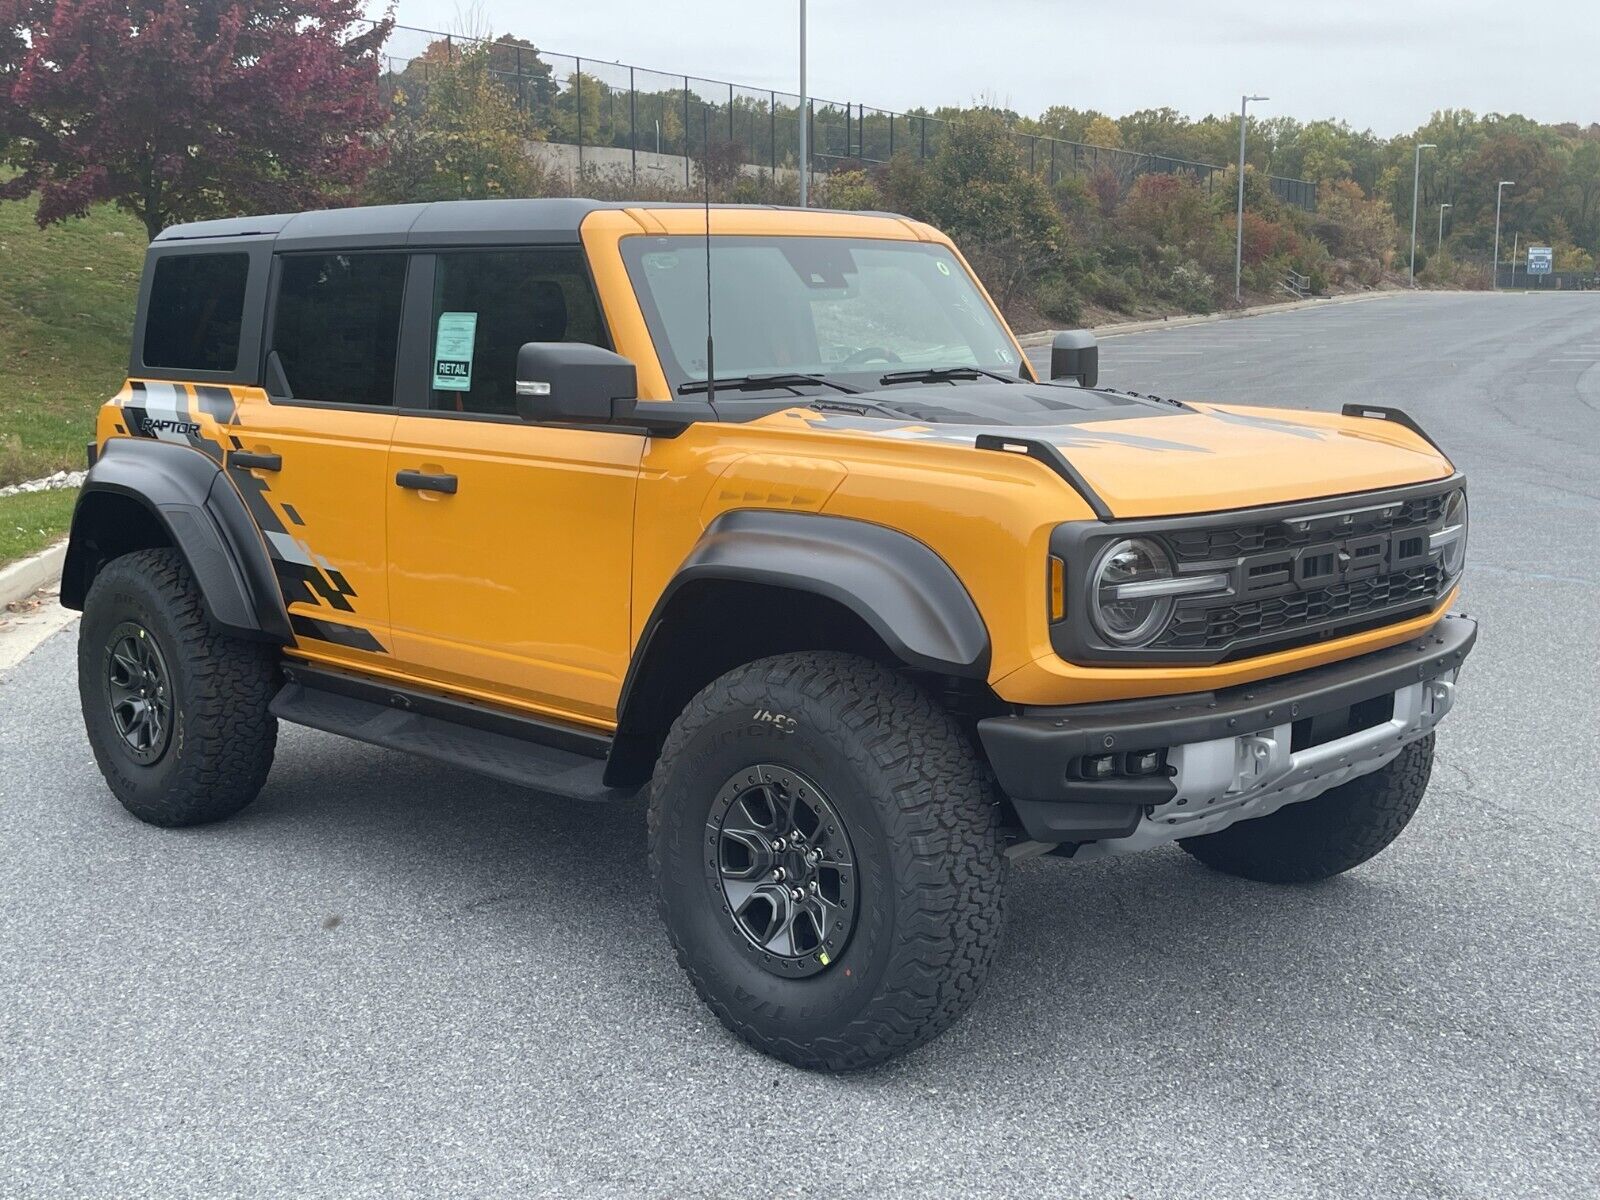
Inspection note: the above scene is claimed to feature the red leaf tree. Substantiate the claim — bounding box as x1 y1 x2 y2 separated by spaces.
0 2 394 239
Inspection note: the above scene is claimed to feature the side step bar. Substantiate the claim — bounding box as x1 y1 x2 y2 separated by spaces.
270 667 637 803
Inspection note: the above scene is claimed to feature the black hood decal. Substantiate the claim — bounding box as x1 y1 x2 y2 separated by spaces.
845 381 1182 427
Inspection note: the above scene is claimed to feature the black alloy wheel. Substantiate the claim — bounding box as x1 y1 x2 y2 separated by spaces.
708 764 857 977
103 620 174 764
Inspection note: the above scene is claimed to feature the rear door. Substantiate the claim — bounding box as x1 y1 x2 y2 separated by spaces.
384 247 644 729
225 250 406 665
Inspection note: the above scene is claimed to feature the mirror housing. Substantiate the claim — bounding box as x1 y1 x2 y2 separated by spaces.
1050 330 1099 388
515 342 638 424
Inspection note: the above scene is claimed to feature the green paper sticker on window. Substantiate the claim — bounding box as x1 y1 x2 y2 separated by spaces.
433 311 478 391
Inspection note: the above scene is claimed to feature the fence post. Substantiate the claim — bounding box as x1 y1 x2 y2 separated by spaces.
728 82 735 147
919 116 926 162
889 112 894 158
683 79 691 187
770 91 777 177
575 57 583 179
630 67 637 184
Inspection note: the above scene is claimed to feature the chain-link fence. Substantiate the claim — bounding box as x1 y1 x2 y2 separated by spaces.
374 24 1317 211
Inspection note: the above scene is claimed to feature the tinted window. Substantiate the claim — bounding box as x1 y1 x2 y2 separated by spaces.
271 253 406 406
143 253 249 372
428 249 607 416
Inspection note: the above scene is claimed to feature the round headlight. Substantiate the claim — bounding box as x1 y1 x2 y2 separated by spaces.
1438 489 1468 580
1091 537 1176 645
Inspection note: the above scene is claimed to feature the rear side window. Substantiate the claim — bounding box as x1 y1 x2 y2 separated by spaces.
270 253 406 406
427 249 607 416
143 253 250 372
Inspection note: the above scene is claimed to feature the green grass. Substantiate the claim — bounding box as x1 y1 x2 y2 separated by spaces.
0 487 78 568
0 193 146 487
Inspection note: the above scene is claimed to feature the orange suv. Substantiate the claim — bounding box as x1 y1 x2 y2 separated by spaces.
63 199 1474 1069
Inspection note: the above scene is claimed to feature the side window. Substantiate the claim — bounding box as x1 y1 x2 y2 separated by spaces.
428 249 607 416
143 253 250 372
270 253 406 405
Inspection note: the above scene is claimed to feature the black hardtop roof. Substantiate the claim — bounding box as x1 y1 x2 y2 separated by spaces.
153 198 911 251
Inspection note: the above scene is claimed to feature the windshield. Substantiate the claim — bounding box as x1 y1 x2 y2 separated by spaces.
620 236 1022 393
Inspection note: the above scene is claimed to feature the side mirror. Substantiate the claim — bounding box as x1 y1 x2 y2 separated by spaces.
1050 330 1099 388
515 342 637 423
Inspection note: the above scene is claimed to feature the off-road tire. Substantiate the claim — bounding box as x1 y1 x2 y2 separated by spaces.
1179 735 1434 883
78 547 278 827
649 652 1006 1071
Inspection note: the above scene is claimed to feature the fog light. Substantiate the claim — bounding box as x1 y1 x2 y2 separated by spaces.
1125 749 1165 775
1083 754 1117 780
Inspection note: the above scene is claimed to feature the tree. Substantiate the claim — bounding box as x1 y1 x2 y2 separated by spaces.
1084 115 1122 149
0 1 393 239
915 109 1065 308
367 45 544 203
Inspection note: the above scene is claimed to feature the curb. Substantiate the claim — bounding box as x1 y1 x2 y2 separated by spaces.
0 540 67 610
1016 289 1400 347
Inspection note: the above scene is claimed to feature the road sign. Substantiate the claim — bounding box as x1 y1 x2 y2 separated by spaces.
1527 246 1553 275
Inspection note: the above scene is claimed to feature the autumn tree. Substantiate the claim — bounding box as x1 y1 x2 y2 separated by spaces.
367 44 544 203
0 1 392 239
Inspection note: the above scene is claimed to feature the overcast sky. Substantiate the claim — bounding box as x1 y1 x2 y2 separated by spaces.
376 1 1595 138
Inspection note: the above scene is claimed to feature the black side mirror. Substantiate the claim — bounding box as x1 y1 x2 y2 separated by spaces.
515 342 637 423
1050 330 1099 388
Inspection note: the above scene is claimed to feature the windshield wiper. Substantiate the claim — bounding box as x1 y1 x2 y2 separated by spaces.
677 372 858 396
878 366 1019 386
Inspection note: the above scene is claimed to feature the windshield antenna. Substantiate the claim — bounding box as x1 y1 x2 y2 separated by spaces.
702 107 715 408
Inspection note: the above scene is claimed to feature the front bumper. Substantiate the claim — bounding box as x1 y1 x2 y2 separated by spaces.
977 612 1476 850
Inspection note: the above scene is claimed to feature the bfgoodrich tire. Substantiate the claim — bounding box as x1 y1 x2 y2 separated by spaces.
78 547 278 827
649 652 1006 1071
1179 735 1435 883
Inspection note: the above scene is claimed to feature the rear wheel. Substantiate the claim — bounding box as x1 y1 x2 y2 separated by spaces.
649 652 1006 1071
1179 735 1434 883
78 548 278 827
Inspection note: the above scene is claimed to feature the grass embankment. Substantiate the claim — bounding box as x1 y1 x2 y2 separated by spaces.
0 487 78 571
0 194 144 565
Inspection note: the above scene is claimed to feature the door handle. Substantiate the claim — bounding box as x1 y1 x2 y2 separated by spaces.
230 451 281 472
395 469 458 495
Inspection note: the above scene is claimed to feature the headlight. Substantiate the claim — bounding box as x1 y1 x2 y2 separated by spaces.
1432 489 1468 581
1090 537 1176 645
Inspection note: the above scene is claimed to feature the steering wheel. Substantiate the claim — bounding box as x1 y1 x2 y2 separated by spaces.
839 346 903 367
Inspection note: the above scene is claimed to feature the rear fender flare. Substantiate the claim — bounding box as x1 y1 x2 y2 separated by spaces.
61 437 290 642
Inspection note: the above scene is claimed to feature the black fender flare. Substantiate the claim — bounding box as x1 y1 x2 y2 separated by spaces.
605 510 991 785
653 509 989 677
61 437 292 642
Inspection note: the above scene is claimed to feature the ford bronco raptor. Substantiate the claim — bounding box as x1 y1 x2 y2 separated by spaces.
64 199 1474 1070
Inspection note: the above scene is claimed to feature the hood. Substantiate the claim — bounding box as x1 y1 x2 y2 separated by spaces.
787 383 1454 518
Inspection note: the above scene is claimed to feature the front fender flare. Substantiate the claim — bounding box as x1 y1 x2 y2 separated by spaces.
639 509 990 679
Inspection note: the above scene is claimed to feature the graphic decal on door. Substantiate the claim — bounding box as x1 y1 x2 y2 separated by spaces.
117 380 386 653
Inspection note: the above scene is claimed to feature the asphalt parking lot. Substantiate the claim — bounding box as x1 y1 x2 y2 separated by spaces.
4 291 1597 1198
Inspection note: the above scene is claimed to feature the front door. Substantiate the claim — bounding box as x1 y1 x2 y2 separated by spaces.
385 248 645 729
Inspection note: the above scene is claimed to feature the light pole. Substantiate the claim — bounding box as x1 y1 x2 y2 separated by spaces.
797 0 808 208
1408 142 1436 285
1492 180 1514 289
1437 202 1451 251
1234 94 1268 303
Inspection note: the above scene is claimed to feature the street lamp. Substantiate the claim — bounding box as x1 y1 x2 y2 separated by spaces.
1235 94 1268 303
1492 181 1514 290
1437 202 1451 251
1408 142 1436 286
797 0 808 208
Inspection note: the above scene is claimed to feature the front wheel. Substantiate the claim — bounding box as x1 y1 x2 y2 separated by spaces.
649 652 1006 1071
1179 735 1434 883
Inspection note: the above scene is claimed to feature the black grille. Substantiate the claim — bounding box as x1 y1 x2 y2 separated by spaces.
1154 563 1444 652
1166 494 1447 564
